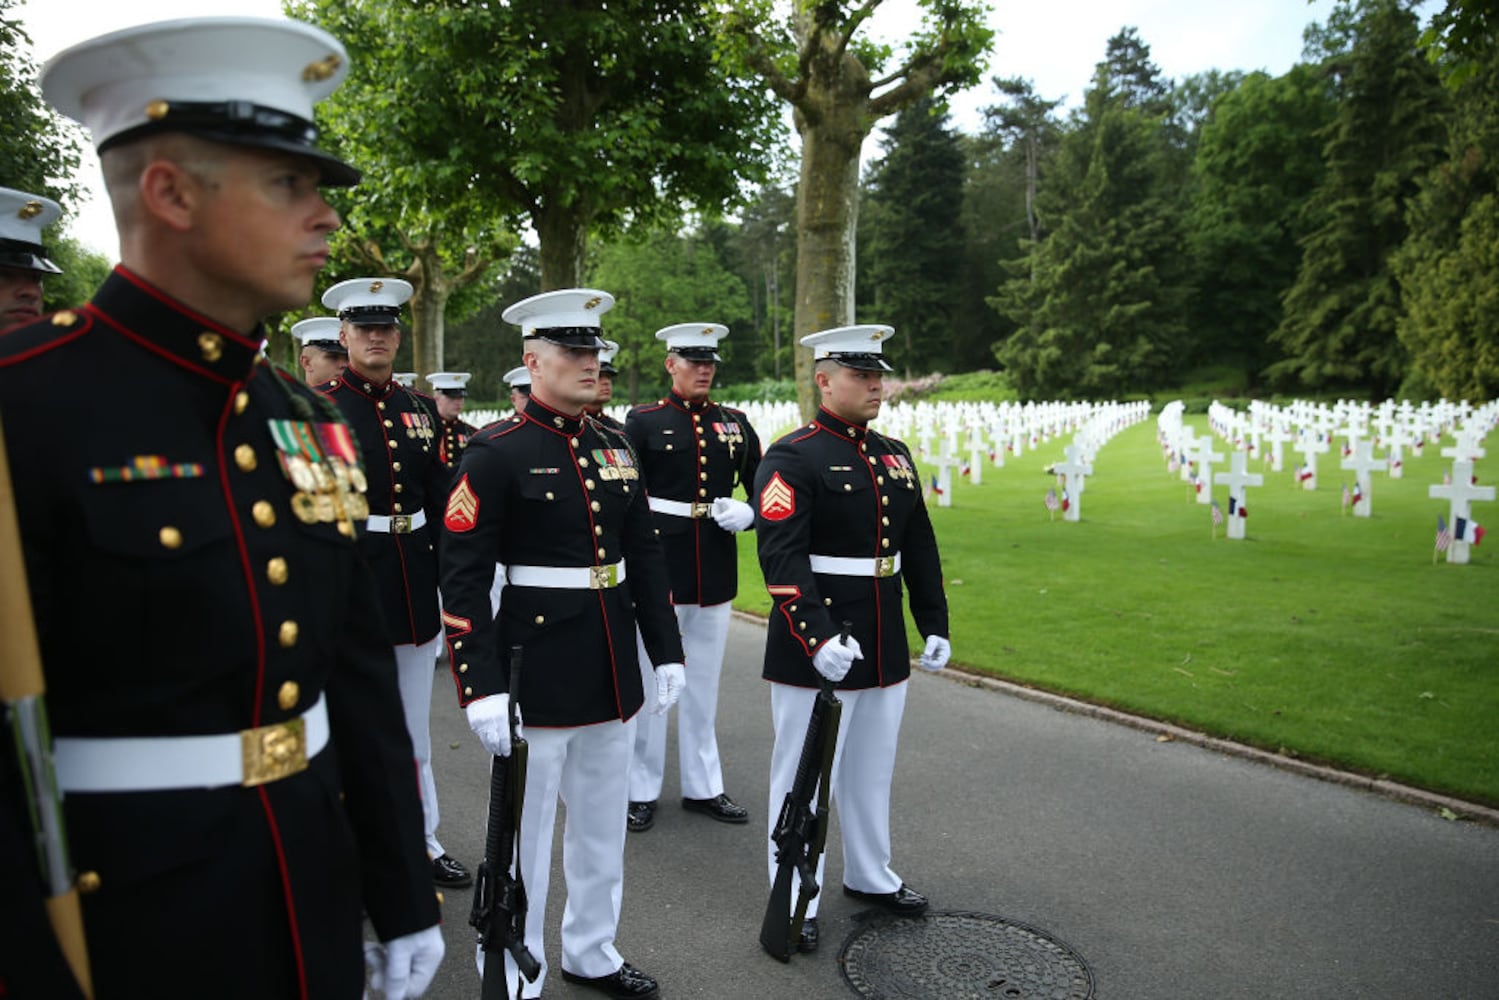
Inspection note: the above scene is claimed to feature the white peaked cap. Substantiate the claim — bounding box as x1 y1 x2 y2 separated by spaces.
322 277 413 324
426 372 472 392
502 289 612 347
800 324 895 372
0 188 63 274
291 316 343 347
503 365 532 388
40 17 359 186
656 322 727 360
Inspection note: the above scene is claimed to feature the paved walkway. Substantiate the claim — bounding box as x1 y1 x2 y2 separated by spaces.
416 615 1499 999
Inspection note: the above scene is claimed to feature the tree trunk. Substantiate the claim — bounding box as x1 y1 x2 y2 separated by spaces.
792 101 865 420
536 204 589 290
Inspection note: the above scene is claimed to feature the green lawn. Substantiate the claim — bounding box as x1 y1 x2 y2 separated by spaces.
733 414 1499 806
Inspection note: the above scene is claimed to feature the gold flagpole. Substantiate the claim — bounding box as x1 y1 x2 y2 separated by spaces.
0 409 93 998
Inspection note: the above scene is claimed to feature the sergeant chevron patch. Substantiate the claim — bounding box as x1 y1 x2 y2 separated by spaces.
760 472 795 521
444 474 479 532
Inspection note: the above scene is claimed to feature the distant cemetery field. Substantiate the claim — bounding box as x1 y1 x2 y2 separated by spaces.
732 408 1498 808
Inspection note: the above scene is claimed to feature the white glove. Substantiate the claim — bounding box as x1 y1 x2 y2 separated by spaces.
654 662 685 715
918 635 951 672
812 635 863 682
364 924 444 998
465 694 514 756
710 497 755 532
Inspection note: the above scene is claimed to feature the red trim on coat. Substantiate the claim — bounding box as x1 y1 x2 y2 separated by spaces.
258 785 311 1000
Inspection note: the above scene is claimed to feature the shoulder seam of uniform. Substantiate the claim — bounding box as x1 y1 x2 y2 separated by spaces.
0 312 94 367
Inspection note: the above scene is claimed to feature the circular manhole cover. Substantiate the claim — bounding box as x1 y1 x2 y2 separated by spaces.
838 911 1094 1000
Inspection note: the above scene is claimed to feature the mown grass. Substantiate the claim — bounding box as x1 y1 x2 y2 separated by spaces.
733 414 1499 806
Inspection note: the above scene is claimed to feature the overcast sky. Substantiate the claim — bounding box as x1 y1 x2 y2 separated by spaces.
17 0 1420 259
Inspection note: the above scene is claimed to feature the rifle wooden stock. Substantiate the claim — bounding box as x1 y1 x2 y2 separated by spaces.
759 624 849 961
471 647 540 998
0 409 93 997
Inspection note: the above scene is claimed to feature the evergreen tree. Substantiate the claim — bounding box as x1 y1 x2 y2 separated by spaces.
990 28 1190 398
1394 51 1499 398
862 98 967 375
1269 0 1449 396
1187 66 1336 380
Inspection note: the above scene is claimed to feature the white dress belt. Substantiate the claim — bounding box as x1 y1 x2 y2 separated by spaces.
507 560 628 590
53 695 330 793
648 497 713 519
809 553 902 577
366 509 427 534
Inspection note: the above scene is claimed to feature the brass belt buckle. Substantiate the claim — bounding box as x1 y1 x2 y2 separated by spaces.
589 564 619 589
390 514 411 534
874 555 897 578
241 717 308 787
691 502 713 518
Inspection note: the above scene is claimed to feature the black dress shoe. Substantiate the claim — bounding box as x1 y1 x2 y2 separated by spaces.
627 800 656 832
798 917 819 953
432 854 473 888
681 793 749 824
843 882 928 915
560 961 660 999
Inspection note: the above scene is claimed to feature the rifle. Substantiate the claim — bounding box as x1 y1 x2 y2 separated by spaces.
0 409 93 997
759 622 848 962
470 646 541 998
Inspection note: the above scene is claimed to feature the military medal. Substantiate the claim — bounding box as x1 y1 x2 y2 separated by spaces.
290 492 319 524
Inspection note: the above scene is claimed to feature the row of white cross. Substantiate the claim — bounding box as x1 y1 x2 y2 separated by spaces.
1159 397 1498 561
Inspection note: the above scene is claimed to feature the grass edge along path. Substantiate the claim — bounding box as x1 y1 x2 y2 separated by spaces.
733 411 1499 811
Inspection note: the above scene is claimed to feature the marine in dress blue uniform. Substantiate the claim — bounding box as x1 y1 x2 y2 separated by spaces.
291 314 348 386
0 18 442 998
623 323 762 831
317 277 471 889
753 324 952 954
0 187 63 330
441 289 684 1000
426 371 478 474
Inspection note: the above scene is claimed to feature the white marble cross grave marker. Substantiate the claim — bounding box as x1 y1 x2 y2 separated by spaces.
929 451 960 509
1429 459 1495 564
1293 431 1330 490
1339 439 1388 518
1213 450 1264 540
1190 435 1225 505
1052 444 1093 523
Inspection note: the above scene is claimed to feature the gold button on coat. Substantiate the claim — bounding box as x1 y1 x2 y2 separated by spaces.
158 526 182 549
267 557 288 585
198 332 223 362
534 615 545 625
278 621 299 647
77 871 102 894
278 681 300 710
234 391 250 414
234 444 257 472
252 501 275 527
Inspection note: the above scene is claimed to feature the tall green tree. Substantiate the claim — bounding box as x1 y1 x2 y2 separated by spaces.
719 0 993 418
1394 50 1499 398
1268 0 1449 396
724 184 798 381
0 1 82 209
301 0 780 299
991 28 1191 398
1186 66 1335 379
587 227 754 405
861 98 967 375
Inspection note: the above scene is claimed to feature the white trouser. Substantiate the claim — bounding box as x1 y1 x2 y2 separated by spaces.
394 634 444 858
766 680 908 918
628 602 732 802
499 718 634 998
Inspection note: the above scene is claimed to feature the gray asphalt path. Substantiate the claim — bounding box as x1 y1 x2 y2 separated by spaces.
416 615 1499 1000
